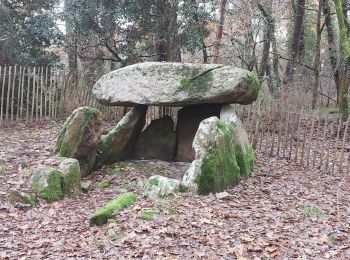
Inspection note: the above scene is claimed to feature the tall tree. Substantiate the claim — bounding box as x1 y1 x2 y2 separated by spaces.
282 0 306 86
322 0 340 95
334 0 350 120
212 0 228 63
312 0 323 109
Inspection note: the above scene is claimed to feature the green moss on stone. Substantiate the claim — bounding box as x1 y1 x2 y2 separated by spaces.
98 179 110 188
180 71 213 93
234 143 254 177
89 192 136 226
196 121 241 195
140 207 158 221
178 183 188 192
60 159 81 195
32 169 63 202
149 178 159 186
244 72 261 100
7 189 36 206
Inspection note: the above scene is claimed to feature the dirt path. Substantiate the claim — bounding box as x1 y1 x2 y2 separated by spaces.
0 123 349 259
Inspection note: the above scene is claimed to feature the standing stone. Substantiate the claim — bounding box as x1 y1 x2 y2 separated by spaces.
92 62 260 106
30 168 63 202
54 106 101 176
59 158 82 195
134 116 176 161
182 117 241 195
175 104 222 162
220 104 254 176
96 105 148 166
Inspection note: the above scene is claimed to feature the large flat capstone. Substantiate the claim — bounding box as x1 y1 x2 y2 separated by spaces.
92 62 260 106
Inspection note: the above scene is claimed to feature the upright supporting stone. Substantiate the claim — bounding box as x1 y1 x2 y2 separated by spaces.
175 104 222 162
182 117 241 195
133 116 176 161
96 105 148 166
54 106 101 177
220 104 254 176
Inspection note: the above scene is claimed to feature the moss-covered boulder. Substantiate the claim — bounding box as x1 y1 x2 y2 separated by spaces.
92 62 260 106
182 117 242 195
59 158 81 195
96 105 147 167
220 104 254 176
89 192 136 226
54 106 101 176
7 189 36 207
30 168 63 202
142 175 182 198
133 116 176 161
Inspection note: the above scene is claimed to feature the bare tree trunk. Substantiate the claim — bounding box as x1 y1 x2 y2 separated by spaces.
312 0 323 109
334 0 350 120
282 0 306 86
212 0 227 63
323 0 340 95
258 1 280 95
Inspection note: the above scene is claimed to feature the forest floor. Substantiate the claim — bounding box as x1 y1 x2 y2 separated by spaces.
0 121 349 259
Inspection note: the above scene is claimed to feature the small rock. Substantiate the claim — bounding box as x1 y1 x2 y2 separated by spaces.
7 189 36 207
81 180 93 192
143 175 182 198
216 192 230 200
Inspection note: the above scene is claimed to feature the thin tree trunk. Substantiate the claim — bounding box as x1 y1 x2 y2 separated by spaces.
212 0 227 63
258 1 280 94
283 0 306 86
334 0 350 120
312 0 323 109
323 0 340 94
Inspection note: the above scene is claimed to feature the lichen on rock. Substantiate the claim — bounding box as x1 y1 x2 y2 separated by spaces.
89 192 136 226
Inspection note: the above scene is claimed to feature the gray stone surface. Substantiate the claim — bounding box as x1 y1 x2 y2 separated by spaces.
93 62 260 106
96 105 148 166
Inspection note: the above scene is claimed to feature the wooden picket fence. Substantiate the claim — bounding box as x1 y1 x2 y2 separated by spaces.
0 65 180 125
233 102 350 174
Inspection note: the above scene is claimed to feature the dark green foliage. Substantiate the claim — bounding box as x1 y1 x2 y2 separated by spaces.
0 0 62 65
64 0 215 65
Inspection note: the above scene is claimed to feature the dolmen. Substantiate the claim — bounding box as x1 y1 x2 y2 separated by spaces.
35 62 260 201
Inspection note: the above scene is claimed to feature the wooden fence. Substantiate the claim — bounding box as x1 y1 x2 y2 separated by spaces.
233 103 350 174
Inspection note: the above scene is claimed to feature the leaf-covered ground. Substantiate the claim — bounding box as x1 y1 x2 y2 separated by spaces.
0 121 349 259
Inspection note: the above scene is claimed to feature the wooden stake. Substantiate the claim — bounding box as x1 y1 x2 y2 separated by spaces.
338 117 350 173
6 66 12 122
11 65 17 121
0 66 6 124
